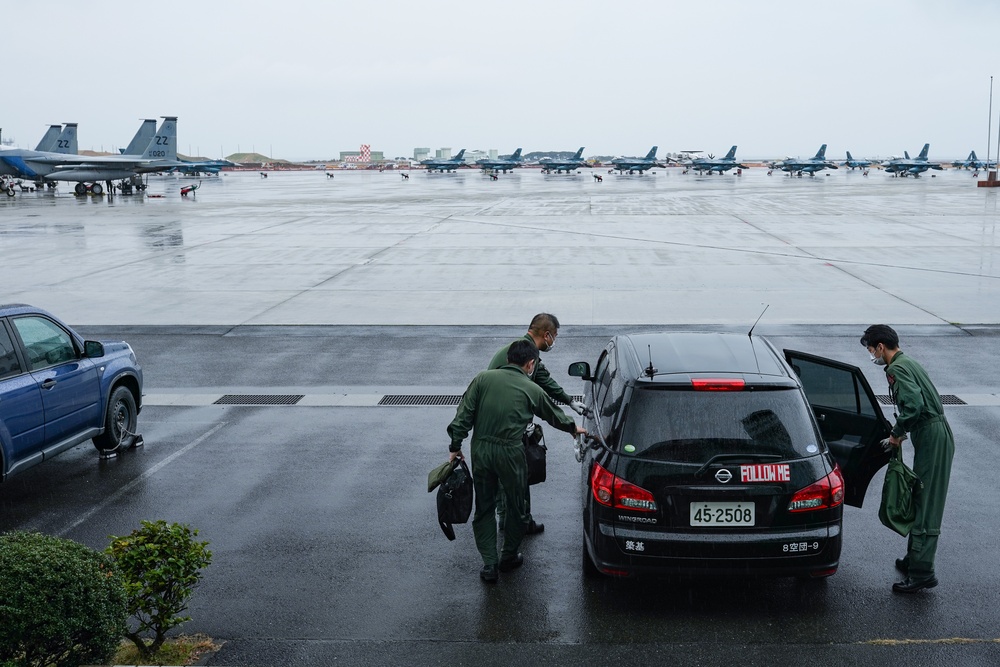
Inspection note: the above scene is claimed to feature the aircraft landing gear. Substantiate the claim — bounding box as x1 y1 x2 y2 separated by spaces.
74 182 106 195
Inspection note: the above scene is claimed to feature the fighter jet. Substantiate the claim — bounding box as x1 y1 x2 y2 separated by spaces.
610 146 662 174
0 117 180 194
539 147 588 174
421 149 467 172
476 148 523 173
951 150 996 170
884 144 943 177
689 146 748 174
842 151 873 170
777 144 838 176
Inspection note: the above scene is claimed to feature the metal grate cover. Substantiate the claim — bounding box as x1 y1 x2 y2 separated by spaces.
876 394 965 406
379 395 461 406
214 394 304 405
378 394 584 406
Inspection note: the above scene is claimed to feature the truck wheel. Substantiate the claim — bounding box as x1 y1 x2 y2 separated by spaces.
93 386 138 452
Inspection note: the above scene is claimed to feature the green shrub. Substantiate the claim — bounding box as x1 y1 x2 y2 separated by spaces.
107 520 212 660
0 531 127 667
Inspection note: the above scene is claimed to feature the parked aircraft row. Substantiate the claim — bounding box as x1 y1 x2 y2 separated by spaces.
0 118 236 194
419 144 959 178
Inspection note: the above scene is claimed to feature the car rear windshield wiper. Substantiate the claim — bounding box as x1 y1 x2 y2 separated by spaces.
695 453 783 478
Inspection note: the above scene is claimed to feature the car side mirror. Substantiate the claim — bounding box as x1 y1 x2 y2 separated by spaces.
568 361 592 380
83 340 105 358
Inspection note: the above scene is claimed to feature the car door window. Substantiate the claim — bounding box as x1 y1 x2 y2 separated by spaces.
593 349 613 415
0 323 23 379
11 316 77 371
788 354 875 417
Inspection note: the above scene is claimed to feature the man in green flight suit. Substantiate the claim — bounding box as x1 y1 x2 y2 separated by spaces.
449 339 585 583
488 313 586 535
861 324 955 594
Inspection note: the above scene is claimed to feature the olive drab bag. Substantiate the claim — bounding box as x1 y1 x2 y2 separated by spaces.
524 423 547 486
879 447 922 537
436 459 473 541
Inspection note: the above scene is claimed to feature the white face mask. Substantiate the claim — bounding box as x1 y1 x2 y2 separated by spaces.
544 332 556 351
869 347 886 366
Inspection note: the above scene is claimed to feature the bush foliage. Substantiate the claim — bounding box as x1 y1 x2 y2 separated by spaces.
107 520 212 660
0 531 127 667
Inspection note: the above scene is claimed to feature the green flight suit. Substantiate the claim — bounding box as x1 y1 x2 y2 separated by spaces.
448 365 577 565
488 335 574 527
885 351 955 580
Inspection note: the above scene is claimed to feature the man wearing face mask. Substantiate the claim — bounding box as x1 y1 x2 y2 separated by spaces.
861 324 955 594
488 313 586 536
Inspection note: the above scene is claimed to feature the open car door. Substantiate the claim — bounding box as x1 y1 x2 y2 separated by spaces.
784 349 892 508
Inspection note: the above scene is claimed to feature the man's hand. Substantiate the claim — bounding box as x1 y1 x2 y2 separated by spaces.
449 449 463 462
574 425 587 436
570 400 587 415
880 434 903 452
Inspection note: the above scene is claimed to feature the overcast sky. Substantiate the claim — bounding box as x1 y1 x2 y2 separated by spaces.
5 1 1000 161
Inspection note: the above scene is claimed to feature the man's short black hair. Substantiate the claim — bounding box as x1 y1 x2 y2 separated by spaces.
507 339 539 366
529 313 560 333
860 324 899 349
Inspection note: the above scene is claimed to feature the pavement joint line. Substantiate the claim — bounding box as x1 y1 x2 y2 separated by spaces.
139 391 1000 407
55 422 227 538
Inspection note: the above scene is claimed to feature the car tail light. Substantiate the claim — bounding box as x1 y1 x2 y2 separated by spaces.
691 378 746 391
788 465 845 512
590 462 658 512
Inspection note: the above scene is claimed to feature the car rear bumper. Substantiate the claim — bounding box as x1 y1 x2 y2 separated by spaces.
586 520 842 578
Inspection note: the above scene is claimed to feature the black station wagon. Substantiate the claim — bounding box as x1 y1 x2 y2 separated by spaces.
569 332 891 579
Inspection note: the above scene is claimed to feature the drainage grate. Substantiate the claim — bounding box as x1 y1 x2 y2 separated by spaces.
379 395 462 406
214 394 304 405
876 394 966 406
378 394 584 406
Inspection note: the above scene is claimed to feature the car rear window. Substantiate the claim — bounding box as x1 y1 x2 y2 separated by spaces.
619 386 823 462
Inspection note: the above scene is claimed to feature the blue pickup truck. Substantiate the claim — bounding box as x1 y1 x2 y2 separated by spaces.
0 304 143 481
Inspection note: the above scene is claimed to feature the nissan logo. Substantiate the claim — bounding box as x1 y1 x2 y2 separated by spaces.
715 468 733 484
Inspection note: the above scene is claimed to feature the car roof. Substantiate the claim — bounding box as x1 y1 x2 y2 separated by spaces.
617 332 791 381
0 304 44 317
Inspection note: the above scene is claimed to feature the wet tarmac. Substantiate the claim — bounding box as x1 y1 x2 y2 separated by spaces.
1 167 998 326
1 169 999 666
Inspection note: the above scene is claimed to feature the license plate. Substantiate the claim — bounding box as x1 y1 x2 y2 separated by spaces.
690 501 755 527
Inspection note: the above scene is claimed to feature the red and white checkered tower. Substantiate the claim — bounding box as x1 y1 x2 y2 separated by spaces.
360 145 371 163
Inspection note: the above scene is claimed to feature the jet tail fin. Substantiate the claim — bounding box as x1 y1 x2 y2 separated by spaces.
454 149 465 160
511 148 522 160
35 125 63 152
846 151 854 160
142 117 177 161
814 144 827 160
916 144 930 161
724 145 737 160
124 119 158 156
645 146 658 159
52 124 78 154
573 147 585 160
